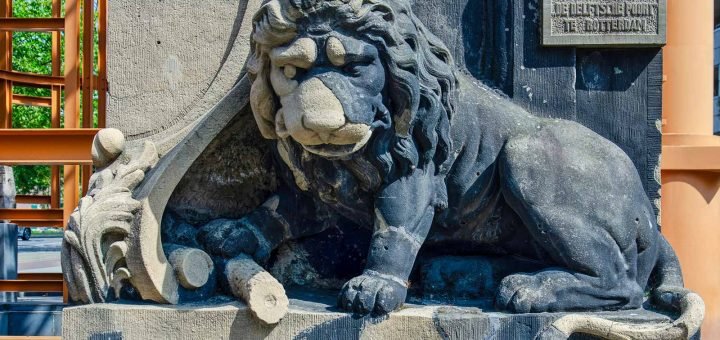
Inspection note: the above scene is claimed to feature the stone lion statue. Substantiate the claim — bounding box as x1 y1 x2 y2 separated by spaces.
191 0 701 336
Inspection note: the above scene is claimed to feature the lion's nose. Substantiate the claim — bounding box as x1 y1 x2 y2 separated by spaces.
293 77 347 134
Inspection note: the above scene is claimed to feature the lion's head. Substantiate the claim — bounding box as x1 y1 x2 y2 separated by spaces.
249 0 457 185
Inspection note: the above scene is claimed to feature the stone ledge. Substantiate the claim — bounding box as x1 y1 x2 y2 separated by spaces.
62 290 682 340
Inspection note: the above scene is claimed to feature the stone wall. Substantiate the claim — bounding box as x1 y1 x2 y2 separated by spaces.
107 0 255 155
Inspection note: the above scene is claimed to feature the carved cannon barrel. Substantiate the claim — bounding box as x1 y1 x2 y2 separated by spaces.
167 245 214 290
225 254 289 325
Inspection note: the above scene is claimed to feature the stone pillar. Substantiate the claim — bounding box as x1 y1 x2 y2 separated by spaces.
0 166 14 210
662 0 720 337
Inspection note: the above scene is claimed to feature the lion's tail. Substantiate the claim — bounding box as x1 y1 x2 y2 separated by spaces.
536 236 705 340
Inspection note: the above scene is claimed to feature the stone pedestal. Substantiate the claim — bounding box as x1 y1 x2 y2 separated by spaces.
62 290 685 340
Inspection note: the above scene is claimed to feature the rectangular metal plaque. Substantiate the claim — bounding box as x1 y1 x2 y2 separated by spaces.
542 0 666 47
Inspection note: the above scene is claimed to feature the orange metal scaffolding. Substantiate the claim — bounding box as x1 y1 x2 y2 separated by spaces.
661 0 720 338
0 0 106 303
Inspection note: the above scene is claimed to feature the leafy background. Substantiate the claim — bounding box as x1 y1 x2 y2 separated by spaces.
11 0 98 196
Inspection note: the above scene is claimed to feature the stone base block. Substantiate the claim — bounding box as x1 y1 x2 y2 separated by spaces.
62 290 690 340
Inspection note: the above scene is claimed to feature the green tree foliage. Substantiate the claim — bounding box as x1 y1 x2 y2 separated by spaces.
13 0 53 128
12 0 54 194
10 0 98 195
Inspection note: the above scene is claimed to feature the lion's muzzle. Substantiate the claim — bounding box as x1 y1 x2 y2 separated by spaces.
276 77 372 152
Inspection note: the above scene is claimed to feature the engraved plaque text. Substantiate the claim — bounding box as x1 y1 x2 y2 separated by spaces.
543 0 666 47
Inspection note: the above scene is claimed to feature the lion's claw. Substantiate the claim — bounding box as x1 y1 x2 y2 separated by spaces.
339 273 407 316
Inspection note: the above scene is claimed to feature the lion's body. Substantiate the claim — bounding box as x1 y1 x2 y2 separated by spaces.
194 0 690 319
278 74 667 312
433 75 657 260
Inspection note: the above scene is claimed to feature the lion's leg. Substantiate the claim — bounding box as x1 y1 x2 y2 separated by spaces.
494 248 644 313
197 188 332 264
339 169 438 315
495 133 646 313
493 205 645 312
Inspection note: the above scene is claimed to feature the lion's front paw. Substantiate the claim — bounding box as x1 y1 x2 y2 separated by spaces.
338 272 408 316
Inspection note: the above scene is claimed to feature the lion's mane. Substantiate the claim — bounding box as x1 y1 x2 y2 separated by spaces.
248 0 457 188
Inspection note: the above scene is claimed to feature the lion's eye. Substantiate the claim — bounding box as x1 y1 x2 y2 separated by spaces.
281 65 308 80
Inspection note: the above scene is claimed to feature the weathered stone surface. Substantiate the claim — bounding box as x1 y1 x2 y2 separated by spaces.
166 108 278 225
62 291 693 340
107 0 259 155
